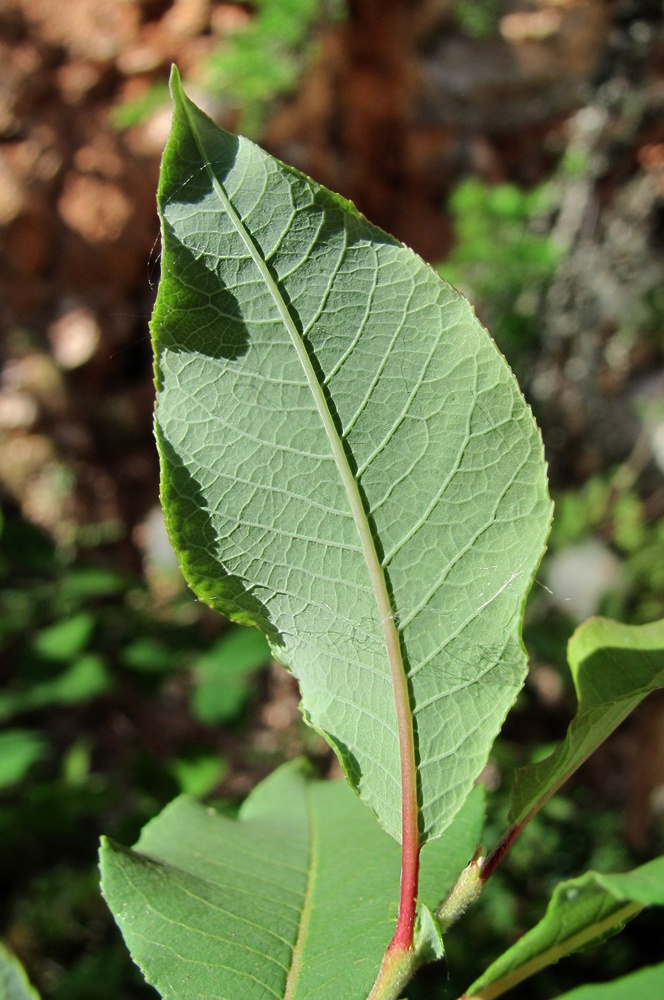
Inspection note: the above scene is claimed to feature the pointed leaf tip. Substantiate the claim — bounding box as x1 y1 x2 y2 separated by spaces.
168 63 182 96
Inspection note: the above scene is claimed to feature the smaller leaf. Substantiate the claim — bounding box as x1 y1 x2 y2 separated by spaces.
466 856 664 1000
508 616 664 828
553 963 664 1000
0 944 41 1000
414 905 444 966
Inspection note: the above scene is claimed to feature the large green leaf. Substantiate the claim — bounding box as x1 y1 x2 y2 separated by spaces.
100 761 484 1000
153 68 551 843
0 944 41 1000
508 616 664 828
554 963 664 1000
466 856 664 1000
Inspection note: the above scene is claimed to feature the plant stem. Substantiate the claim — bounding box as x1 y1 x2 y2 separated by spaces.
367 769 421 998
436 849 485 931
392 801 421 949
367 942 419 1000
366 724 421 997
480 820 526 884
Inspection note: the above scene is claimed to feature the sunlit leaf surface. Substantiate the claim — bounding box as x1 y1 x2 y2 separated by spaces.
153 69 551 843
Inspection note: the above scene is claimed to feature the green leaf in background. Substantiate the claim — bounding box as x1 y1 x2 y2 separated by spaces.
0 730 48 789
58 567 128 600
100 761 484 1000
31 611 95 661
553 963 664 1000
170 750 226 796
121 636 183 673
466 856 664 1000
201 0 336 136
153 67 551 845
0 943 41 1000
508 616 664 828
61 737 92 787
0 654 111 722
191 627 271 723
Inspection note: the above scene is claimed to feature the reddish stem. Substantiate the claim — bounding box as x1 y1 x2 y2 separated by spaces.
385 630 422 953
480 820 526 884
390 824 420 950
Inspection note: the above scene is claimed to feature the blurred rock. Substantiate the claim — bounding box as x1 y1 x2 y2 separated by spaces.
420 0 608 131
123 103 173 158
136 504 180 575
20 0 140 63
651 422 664 475
3 352 66 413
115 42 165 76
56 61 106 104
160 0 210 41
0 152 25 225
0 389 38 429
546 539 625 620
134 503 184 597
0 431 75 543
47 303 101 369
57 173 133 243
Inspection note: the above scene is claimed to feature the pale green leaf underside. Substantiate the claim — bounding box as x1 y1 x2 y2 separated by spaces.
153 69 551 842
509 616 664 827
467 856 664 1000
554 963 664 1000
0 944 41 1000
100 761 484 1000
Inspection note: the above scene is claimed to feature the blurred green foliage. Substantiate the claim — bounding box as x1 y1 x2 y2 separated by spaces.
0 731 48 792
0 506 271 997
425 161 664 999
550 472 664 625
113 1 346 137
204 0 345 136
439 177 559 374
111 82 170 131
191 628 271 724
453 0 505 39
0 510 270 736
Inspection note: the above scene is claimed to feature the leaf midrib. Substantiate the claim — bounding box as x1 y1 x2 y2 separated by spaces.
178 78 417 850
283 783 316 1000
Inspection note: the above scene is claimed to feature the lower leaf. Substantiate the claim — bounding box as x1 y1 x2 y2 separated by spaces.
100 761 484 1000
